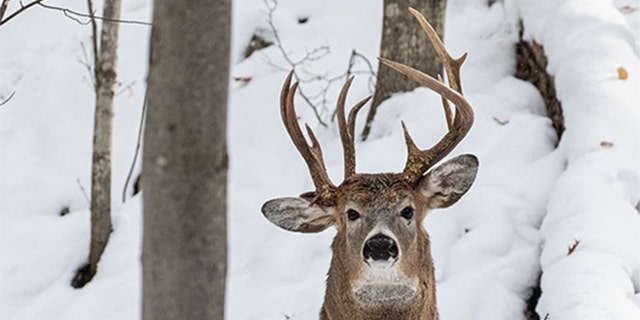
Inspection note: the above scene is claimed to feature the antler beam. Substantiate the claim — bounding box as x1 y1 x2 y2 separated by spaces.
280 70 336 205
379 7 474 186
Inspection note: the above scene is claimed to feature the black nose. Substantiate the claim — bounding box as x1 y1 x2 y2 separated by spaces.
363 234 398 261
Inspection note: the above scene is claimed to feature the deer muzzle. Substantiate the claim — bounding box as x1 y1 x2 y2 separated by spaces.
363 233 399 261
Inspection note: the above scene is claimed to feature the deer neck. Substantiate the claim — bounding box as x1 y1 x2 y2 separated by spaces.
320 235 439 320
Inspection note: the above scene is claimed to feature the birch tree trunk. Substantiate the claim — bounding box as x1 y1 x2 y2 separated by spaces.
142 0 230 318
362 0 446 140
71 0 122 289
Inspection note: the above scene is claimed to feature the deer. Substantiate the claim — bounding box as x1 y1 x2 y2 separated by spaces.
261 8 477 320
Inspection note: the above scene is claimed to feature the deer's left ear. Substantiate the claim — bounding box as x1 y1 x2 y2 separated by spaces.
417 154 479 209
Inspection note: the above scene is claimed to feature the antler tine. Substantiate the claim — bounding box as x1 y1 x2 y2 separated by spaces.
280 70 336 203
348 96 371 141
408 7 467 95
437 74 454 131
379 58 473 185
336 77 371 178
336 77 356 178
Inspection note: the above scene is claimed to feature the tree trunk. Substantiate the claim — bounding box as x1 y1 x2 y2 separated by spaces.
142 0 230 318
362 0 446 140
71 0 122 289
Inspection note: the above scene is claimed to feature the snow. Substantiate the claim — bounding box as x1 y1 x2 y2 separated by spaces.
1 0 639 319
516 0 640 318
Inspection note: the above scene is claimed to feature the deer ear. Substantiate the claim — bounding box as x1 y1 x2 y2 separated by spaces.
261 197 336 233
418 154 478 209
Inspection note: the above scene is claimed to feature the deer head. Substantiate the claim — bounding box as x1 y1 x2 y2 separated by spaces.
262 8 477 320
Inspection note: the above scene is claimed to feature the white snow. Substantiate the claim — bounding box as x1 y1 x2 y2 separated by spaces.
1 0 638 319
517 0 640 318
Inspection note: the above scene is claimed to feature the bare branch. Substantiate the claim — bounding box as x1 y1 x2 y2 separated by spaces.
116 80 136 96
122 90 147 203
38 2 151 26
78 41 96 88
76 178 90 206
0 91 16 107
260 0 375 128
0 0 42 26
0 1 150 27
262 0 330 127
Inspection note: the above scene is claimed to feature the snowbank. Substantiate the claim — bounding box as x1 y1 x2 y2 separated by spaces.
517 0 640 318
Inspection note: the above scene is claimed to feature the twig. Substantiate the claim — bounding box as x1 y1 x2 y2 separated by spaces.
260 0 376 127
262 2 375 123
76 178 90 206
116 80 136 96
122 90 147 203
0 1 150 27
0 0 42 26
262 0 329 127
0 91 16 107
38 2 151 26
0 0 10 21
567 239 580 255
78 41 96 88
492 116 509 125
329 49 376 121
62 7 90 25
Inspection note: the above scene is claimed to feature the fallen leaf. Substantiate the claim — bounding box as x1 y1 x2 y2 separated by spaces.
233 76 253 83
619 6 638 14
617 67 628 80
600 141 614 148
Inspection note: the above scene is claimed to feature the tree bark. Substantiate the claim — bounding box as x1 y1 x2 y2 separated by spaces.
362 0 446 140
142 0 230 318
515 27 564 140
71 0 122 289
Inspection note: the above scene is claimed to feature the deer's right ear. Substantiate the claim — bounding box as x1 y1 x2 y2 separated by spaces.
261 197 336 233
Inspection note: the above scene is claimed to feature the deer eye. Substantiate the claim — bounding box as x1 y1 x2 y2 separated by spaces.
400 206 414 219
346 209 360 221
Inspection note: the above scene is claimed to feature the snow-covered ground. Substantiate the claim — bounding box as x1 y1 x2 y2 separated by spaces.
1 0 638 320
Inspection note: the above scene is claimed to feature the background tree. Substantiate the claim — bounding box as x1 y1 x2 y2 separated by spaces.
361 0 446 140
71 0 122 289
142 0 230 319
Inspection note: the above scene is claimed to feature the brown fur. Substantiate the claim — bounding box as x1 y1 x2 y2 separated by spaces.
320 174 439 320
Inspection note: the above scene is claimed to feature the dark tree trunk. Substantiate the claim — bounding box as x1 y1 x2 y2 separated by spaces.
71 0 122 289
362 0 446 140
142 0 230 318
515 26 564 140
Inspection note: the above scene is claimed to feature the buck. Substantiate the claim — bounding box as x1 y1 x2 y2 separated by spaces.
262 8 478 320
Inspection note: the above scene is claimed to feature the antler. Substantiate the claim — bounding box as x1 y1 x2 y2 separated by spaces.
379 7 474 186
336 76 371 178
280 70 336 205
280 71 372 203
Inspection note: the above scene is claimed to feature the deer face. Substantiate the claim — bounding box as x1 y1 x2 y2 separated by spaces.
262 155 478 308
